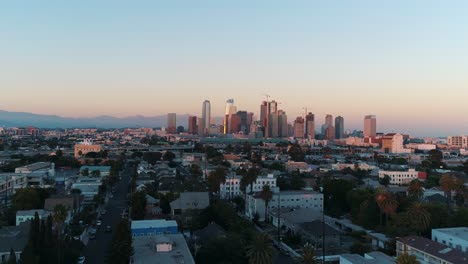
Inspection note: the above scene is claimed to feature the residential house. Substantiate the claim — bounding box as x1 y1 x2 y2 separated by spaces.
0 223 30 263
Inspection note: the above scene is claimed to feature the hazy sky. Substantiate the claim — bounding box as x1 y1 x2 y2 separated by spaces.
1 1 468 136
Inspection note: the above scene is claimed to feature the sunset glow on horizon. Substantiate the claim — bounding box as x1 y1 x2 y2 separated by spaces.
1 1 467 136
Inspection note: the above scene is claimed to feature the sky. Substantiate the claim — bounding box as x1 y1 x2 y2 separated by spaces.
1 1 468 136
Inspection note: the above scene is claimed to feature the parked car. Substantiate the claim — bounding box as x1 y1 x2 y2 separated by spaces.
105 226 112 232
96 220 102 226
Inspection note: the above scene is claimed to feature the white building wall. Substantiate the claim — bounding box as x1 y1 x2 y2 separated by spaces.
432 229 468 253
378 169 419 185
220 174 277 199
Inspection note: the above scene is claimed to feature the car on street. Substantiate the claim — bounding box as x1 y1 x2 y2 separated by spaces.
96 220 102 226
105 226 112 232
77 256 85 264
100 210 106 215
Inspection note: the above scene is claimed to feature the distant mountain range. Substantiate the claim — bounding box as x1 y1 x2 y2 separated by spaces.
0 110 222 128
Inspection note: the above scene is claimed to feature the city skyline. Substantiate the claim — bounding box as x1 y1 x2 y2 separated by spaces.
1 1 468 136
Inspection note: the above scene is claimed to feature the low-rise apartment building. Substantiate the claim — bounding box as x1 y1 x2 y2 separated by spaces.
432 227 468 253
220 174 277 199
378 169 427 185
397 236 468 264
246 190 323 222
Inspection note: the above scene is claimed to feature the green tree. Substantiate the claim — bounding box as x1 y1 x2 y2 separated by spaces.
407 180 424 201
375 189 398 226
260 185 273 223
207 166 227 194
163 151 176 162
11 189 41 211
298 243 316 264
407 203 431 235
53 204 68 264
142 152 162 165
106 219 133 264
246 233 274 264
81 168 89 177
288 143 304 162
396 253 420 264
439 174 456 205
379 175 391 186
91 170 101 177
8 248 16 264
131 191 147 220
246 167 259 193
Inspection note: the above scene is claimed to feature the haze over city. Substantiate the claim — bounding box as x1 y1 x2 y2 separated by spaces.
1 1 468 136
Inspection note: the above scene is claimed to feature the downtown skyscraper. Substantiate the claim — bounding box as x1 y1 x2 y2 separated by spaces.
201 100 211 135
167 113 176 134
364 115 377 138
335 116 344 139
305 112 315 140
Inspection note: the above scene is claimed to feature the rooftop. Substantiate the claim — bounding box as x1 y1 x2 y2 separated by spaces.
132 234 195 264
340 252 395 264
131 220 178 230
0 223 30 252
398 236 468 263
16 162 52 171
433 227 468 241
16 209 50 217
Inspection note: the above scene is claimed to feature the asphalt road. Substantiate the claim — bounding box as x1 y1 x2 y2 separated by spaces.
83 166 131 264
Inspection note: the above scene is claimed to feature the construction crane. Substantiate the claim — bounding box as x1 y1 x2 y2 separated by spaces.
301 107 313 118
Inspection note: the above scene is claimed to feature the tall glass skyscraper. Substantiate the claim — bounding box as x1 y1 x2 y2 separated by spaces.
202 100 211 135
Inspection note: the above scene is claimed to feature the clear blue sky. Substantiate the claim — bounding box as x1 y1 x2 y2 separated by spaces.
1 1 467 136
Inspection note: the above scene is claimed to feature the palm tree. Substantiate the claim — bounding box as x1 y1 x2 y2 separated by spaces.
246 233 274 264
247 166 259 193
53 204 68 263
407 203 431 235
260 185 273 223
298 243 316 264
240 175 249 211
396 253 420 264
407 180 423 201
375 189 398 226
439 174 456 206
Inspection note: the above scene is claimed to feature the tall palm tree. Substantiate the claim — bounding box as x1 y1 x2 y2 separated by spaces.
247 166 259 193
407 180 423 201
396 253 420 264
298 243 316 264
439 174 456 205
53 204 68 263
260 185 273 223
375 189 398 226
407 203 431 235
246 233 274 264
240 175 252 213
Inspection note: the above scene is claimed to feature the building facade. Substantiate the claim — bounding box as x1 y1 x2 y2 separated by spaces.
378 169 427 185
364 115 377 138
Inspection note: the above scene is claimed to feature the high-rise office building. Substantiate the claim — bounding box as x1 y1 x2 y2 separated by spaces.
364 115 377 138
335 116 344 139
224 99 236 134
325 114 333 127
293 117 305 138
305 112 315 139
260 101 268 136
236 111 248 134
269 112 279 138
188 116 197 135
202 100 211 135
228 114 241 134
197 117 204 135
278 110 288 137
167 113 177 134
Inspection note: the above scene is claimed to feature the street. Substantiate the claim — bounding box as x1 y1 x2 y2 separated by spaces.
82 166 131 264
